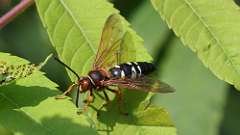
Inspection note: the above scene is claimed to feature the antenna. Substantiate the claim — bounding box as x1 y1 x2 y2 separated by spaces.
54 57 80 80
75 86 80 107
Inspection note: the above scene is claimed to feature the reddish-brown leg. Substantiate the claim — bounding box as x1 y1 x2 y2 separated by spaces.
55 84 77 99
77 89 94 114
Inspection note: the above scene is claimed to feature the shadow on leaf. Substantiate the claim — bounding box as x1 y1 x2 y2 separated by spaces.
41 115 98 135
0 109 97 135
220 86 240 135
95 90 174 133
0 83 98 135
0 83 59 109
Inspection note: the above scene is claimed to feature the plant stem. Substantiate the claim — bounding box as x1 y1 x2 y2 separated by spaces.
0 0 34 29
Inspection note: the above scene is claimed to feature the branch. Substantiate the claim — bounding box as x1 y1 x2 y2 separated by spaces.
0 0 34 29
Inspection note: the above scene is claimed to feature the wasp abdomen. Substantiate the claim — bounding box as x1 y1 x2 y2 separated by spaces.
109 62 155 79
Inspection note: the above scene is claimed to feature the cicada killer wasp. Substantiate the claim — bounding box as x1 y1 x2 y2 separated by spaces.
55 14 175 115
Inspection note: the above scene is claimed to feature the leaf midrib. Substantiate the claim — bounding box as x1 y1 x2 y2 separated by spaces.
59 0 97 54
182 0 240 79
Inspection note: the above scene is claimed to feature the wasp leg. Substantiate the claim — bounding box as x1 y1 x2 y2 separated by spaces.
106 88 128 115
97 90 111 116
55 84 77 99
103 90 110 102
77 89 94 114
94 91 105 100
75 86 80 107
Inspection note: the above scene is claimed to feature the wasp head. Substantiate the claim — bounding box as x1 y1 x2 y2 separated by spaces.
77 77 92 93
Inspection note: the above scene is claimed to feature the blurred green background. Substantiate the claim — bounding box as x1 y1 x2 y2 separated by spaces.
0 0 240 135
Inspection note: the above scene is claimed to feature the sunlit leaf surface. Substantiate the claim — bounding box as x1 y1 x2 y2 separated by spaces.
151 0 240 90
35 0 176 134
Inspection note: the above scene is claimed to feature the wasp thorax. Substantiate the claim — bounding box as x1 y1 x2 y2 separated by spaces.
78 77 91 92
88 70 105 86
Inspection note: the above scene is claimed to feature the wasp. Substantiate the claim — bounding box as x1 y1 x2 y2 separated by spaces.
55 14 175 115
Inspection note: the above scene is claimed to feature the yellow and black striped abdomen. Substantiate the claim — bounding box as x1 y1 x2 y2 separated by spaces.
109 62 155 79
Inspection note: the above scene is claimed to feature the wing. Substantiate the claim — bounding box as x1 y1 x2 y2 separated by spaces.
103 77 175 93
93 14 126 70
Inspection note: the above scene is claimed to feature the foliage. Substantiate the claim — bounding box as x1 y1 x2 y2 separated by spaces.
154 38 227 135
151 0 240 90
0 0 240 135
34 0 175 134
129 1 227 134
0 53 99 135
0 53 52 86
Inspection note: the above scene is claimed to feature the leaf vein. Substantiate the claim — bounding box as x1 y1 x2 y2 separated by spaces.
184 21 200 43
59 0 96 54
161 0 167 16
52 10 66 38
178 13 194 34
43 0 55 19
60 25 75 56
169 4 185 26
182 0 240 76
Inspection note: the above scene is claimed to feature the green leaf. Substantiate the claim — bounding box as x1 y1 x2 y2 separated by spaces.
0 52 98 135
36 0 175 134
0 53 35 86
151 0 240 90
96 92 175 135
152 38 227 135
129 0 170 55
0 53 52 86
0 8 68 90
0 125 13 135
36 0 152 78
